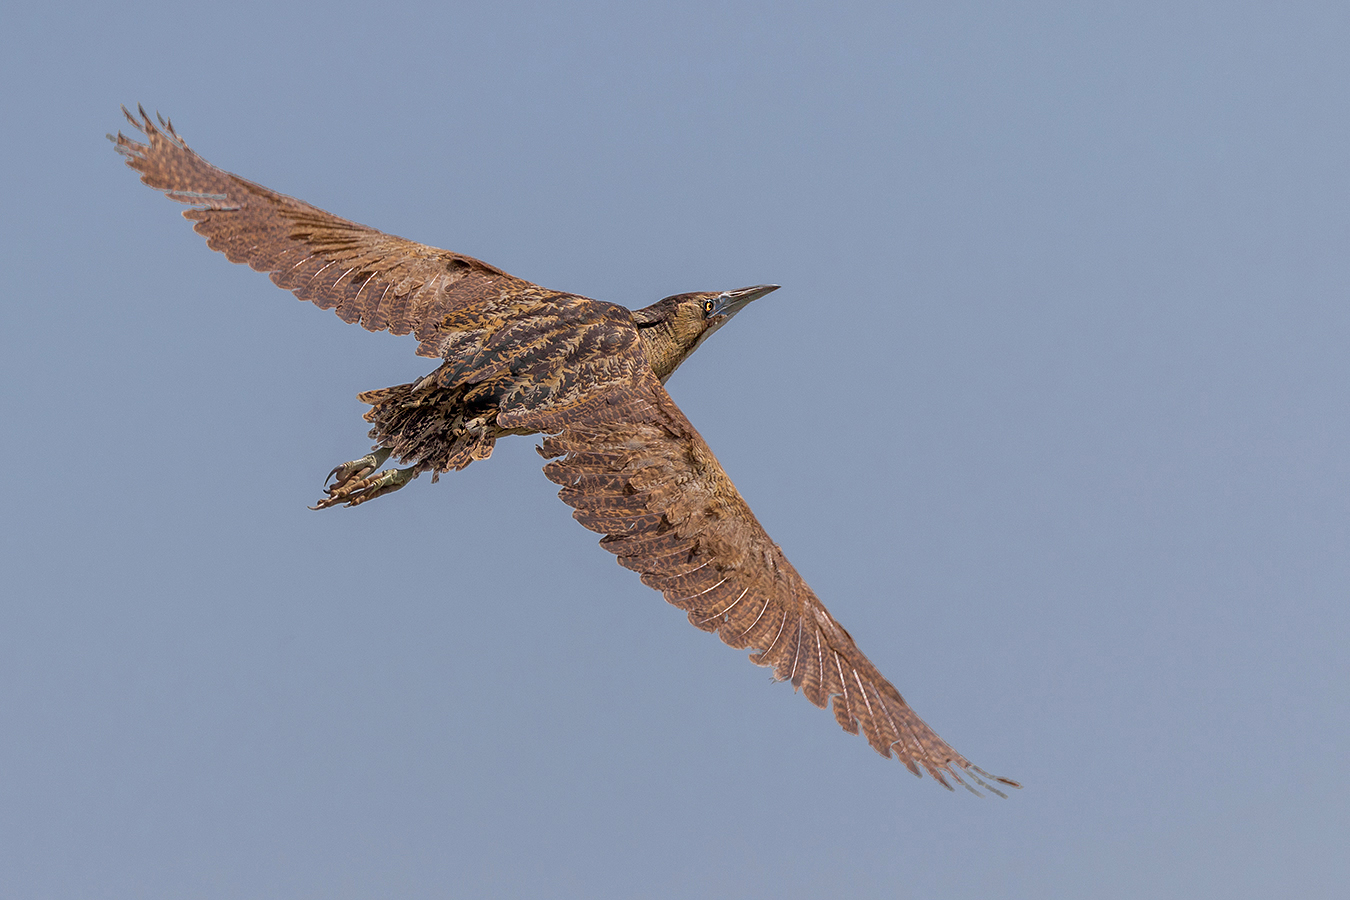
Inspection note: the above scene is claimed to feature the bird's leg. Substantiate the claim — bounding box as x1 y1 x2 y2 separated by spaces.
311 448 417 509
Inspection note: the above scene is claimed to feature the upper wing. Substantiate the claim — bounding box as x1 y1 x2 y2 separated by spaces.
111 106 548 358
540 375 1019 794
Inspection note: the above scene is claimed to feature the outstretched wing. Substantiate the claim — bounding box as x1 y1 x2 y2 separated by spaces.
111 106 551 358
113 107 673 428
540 375 1019 795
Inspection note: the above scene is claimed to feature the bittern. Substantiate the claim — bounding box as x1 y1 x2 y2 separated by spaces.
112 106 1018 795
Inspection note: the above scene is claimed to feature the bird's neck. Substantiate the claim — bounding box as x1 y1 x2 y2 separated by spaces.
638 316 716 384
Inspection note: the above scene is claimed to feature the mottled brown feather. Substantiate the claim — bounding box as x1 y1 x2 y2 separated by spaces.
116 108 1017 794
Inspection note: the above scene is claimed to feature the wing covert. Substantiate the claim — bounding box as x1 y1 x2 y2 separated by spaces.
539 375 1018 795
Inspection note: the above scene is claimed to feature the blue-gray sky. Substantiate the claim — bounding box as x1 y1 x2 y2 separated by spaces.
3 2 1348 897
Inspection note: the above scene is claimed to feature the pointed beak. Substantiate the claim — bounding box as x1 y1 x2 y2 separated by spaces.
715 284 780 318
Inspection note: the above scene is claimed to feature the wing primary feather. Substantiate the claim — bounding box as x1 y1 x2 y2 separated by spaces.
803 627 828 707
833 652 860 734
865 678 925 778
851 669 889 758
787 619 805 688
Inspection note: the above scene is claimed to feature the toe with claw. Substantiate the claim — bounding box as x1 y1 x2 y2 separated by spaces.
325 448 391 487
311 448 416 509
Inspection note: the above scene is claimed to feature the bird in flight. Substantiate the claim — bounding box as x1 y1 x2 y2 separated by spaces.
112 106 1018 796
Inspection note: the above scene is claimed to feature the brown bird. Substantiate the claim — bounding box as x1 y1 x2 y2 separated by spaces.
112 105 1018 796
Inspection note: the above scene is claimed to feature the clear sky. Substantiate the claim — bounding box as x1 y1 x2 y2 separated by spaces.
3 2 1347 898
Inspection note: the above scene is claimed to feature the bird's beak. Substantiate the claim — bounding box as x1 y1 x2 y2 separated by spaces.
714 284 780 318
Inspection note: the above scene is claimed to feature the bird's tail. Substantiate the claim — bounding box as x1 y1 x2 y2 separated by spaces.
356 380 498 480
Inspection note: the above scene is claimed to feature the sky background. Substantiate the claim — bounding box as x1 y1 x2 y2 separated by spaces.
3 1 1348 897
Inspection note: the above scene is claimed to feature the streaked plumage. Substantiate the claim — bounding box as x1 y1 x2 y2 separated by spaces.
112 106 1017 795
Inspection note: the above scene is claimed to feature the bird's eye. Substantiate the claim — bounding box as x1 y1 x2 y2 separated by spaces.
703 298 716 315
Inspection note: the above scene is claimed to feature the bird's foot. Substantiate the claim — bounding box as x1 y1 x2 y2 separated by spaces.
324 448 392 487
311 449 416 508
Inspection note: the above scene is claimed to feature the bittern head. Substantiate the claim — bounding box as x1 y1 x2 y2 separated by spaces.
634 284 780 382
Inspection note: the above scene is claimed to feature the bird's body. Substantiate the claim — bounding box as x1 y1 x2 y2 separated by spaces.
112 106 1017 795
